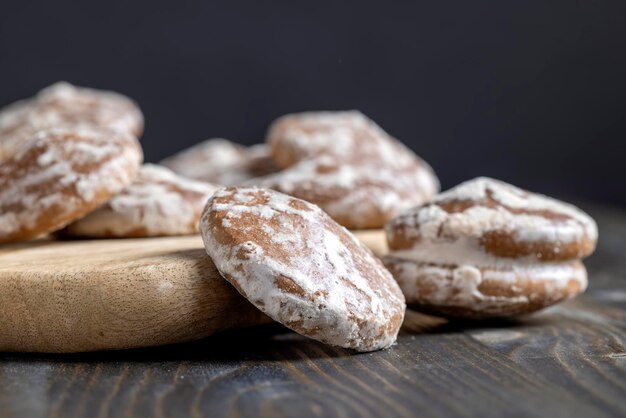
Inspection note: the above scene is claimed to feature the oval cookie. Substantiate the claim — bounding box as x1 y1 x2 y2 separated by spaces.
200 187 406 352
254 111 439 229
387 177 597 262
383 256 587 318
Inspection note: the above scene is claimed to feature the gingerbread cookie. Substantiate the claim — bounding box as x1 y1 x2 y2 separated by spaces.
384 177 598 318
62 164 217 238
161 139 278 185
0 82 143 160
0 127 143 244
253 111 439 229
200 187 406 351
384 257 587 318
387 177 597 261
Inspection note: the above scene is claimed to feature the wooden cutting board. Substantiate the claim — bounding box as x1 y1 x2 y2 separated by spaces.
0 230 387 353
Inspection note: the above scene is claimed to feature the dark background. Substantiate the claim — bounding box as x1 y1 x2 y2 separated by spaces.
1 1 625 207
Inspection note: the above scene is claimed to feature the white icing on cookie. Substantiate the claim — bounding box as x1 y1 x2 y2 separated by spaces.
387 177 597 261
36 82 143 136
384 256 587 317
0 82 143 160
257 111 439 228
251 156 435 227
63 164 217 237
0 127 142 243
437 177 597 241
201 187 406 351
269 111 384 162
390 239 537 268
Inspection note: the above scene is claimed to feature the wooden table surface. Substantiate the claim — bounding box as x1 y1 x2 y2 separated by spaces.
0 204 624 418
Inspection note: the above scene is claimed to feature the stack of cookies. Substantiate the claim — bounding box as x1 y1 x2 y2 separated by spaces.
384 177 598 318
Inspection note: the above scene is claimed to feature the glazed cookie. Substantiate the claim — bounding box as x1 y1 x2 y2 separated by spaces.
161 139 278 186
384 257 587 318
200 187 406 352
0 127 143 244
387 177 598 262
384 177 598 318
62 164 218 238
0 82 143 159
253 111 439 229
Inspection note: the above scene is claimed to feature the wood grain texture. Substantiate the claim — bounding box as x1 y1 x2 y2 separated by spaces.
0 230 386 353
0 208 624 418
0 236 270 353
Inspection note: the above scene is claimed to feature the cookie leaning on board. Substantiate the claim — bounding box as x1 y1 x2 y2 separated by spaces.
200 187 406 352
383 177 598 318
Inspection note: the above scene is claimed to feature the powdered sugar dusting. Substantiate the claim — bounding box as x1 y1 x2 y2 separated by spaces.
384 256 587 317
252 156 437 228
35 82 144 136
256 111 439 228
268 111 380 162
0 82 143 161
200 187 405 351
0 127 142 243
63 164 218 237
438 177 598 241
387 177 597 261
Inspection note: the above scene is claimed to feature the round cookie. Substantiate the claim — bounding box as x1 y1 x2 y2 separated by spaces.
62 164 218 238
161 139 278 186
383 256 587 318
387 177 598 262
0 127 143 244
267 110 417 167
254 111 439 229
200 187 406 352
0 82 144 160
